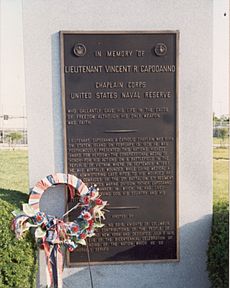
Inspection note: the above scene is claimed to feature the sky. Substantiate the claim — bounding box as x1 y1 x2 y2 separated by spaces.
0 0 229 130
213 0 229 116
0 0 25 129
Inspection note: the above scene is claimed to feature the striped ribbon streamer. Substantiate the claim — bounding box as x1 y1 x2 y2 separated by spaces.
43 242 63 288
12 173 107 288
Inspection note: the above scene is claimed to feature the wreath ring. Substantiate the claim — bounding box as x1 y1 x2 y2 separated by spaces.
13 173 107 250
12 173 107 288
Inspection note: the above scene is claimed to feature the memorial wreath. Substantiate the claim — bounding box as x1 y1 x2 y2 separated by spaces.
12 173 107 288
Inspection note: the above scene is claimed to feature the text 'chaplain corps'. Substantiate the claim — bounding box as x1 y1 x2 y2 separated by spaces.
64 65 176 74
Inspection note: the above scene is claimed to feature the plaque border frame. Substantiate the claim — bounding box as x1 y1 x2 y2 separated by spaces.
60 30 179 266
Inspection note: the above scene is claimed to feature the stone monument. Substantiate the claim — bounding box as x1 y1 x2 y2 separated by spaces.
23 1 212 287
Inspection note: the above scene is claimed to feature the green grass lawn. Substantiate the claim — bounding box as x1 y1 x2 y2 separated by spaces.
0 149 29 192
0 149 29 208
0 150 37 288
213 147 229 204
209 141 229 288
0 147 228 205
213 136 229 146
213 147 229 160
213 158 229 203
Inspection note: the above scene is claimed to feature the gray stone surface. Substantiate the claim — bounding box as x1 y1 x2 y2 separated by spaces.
23 0 213 287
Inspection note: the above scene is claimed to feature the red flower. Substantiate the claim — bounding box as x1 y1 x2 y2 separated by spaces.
83 196 90 204
87 220 94 231
72 226 79 233
88 219 94 226
36 215 43 222
80 233 87 239
95 198 103 205
83 212 91 220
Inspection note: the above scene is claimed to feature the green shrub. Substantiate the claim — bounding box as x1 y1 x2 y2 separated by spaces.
0 199 37 288
207 201 229 288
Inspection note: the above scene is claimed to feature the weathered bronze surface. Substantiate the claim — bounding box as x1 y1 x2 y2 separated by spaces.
60 31 179 265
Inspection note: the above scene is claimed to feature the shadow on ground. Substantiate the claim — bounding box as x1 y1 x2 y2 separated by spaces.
0 188 28 208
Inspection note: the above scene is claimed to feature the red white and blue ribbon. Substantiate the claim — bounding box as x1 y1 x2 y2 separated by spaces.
12 173 107 288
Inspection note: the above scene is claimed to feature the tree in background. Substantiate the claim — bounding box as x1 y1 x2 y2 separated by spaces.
213 114 229 145
219 128 228 141
5 132 23 148
213 113 220 126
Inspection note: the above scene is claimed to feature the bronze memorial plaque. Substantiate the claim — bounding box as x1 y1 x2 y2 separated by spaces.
60 32 179 265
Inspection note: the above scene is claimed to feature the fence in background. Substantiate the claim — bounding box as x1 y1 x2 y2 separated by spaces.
0 113 27 146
